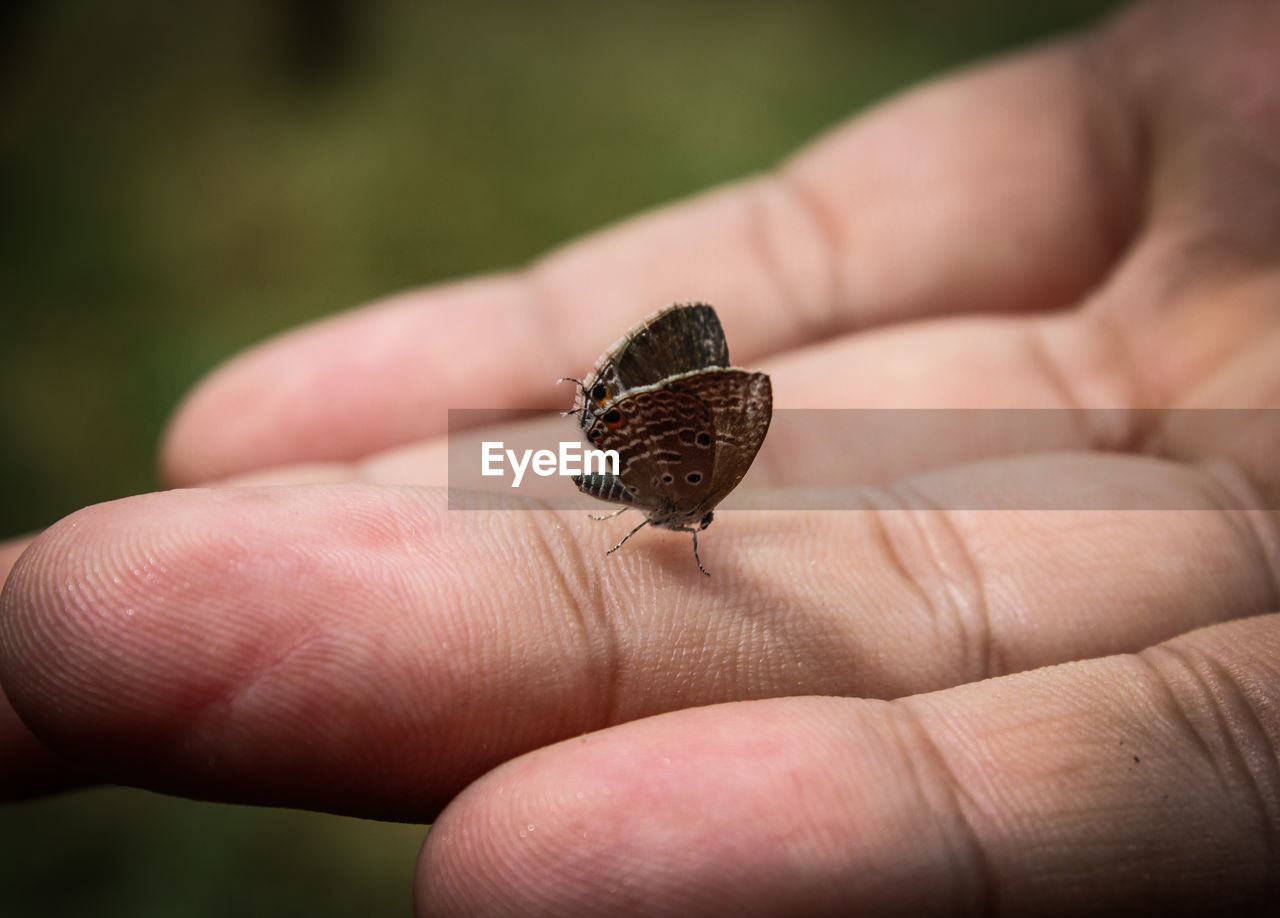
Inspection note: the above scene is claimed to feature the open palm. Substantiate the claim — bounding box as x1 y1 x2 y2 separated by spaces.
3 1 1278 914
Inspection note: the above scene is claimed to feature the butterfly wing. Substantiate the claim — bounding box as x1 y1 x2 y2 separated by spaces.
574 368 770 527
659 368 772 512
612 302 728 389
575 385 719 520
574 302 728 426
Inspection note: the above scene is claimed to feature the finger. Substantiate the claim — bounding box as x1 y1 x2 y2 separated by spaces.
160 0 1280 487
0 685 87 800
214 303 1278 495
0 536 85 799
160 170 1280 492
417 613 1280 917
199 315 1100 493
0 535 28 579
162 30 1135 486
1074 0 1280 412
2 458 1274 816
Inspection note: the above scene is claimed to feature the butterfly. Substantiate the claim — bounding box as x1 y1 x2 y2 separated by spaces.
561 302 771 575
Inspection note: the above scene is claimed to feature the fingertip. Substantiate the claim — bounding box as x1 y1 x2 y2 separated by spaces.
416 698 933 917
0 488 389 796
158 336 317 487
0 682 88 799
158 278 554 487
0 534 34 583
0 492 242 748
0 484 593 817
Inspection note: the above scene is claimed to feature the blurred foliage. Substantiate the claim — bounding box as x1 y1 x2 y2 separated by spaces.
1 0 1119 915
3 787 426 917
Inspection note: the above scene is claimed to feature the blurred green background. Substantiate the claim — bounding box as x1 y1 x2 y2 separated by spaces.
2 0 1119 914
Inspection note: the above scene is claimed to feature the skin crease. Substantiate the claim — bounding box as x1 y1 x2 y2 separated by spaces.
2 0 1280 915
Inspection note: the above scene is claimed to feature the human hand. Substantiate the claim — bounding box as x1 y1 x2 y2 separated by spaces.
3 0 1279 913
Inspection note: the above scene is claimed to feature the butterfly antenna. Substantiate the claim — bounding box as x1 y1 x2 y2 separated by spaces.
606 518 650 555
556 377 587 419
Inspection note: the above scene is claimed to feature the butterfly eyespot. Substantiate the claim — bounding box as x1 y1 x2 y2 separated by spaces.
603 408 624 428
686 472 702 484
588 428 601 442
590 383 609 403
662 474 674 484
695 432 712 447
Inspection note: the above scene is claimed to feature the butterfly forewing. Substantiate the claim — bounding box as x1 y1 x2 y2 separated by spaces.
612 302 728 389
574 302 728 426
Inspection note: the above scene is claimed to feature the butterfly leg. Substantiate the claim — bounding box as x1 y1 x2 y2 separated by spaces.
665 525 711 576
689 528 710 577
589 507 629 522
606 517 650 555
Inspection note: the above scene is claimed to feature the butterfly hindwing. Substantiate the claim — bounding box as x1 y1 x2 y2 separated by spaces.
657 368 772 511
574 367 770 524
577 385 718 519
